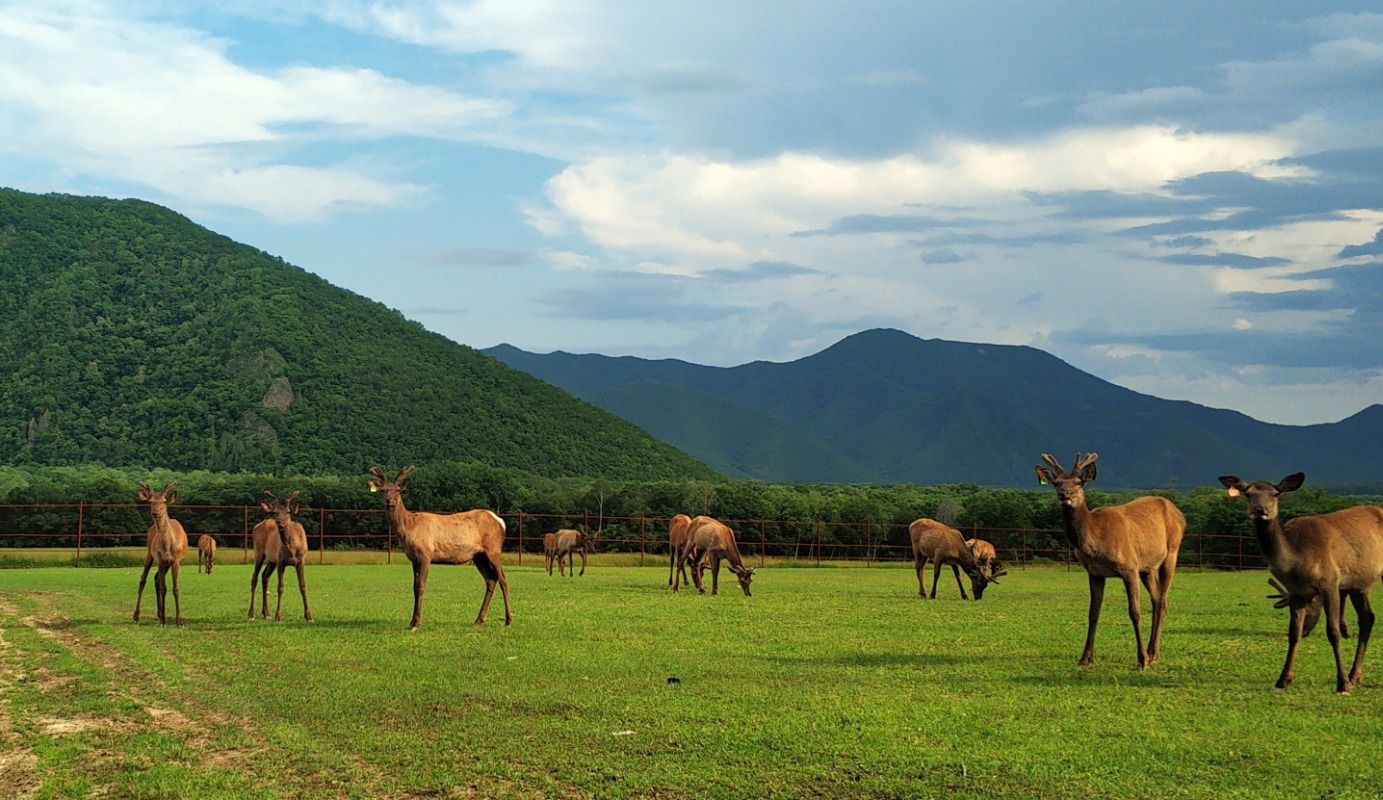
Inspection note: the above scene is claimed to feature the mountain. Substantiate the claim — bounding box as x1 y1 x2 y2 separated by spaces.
485 331 1383 488
0 188 713 480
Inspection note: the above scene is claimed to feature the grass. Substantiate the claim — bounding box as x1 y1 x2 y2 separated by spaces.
1 564 1381 799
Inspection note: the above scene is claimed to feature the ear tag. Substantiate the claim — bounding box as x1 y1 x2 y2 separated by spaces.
1038 476 1049 485
369 485 378 493
1226 487 1240 498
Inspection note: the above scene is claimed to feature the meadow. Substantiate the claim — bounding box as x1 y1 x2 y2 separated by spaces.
1 562 1381 799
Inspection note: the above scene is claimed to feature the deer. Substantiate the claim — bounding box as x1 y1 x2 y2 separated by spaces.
551 528 593 577
132 482 189 627
248 491 313 623
673 515 755 596
909 519 998 600
965 538 1005 581
197 535 217 574
668 514 692 587
1035 453 1186 669
543 532 559 575
367 466 512 629
1218 473 1383 692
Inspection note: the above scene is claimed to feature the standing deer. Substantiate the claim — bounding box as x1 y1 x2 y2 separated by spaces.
248 491 313 623
368 466 512 629
197 535 217 574
673 515 755 596
668 514 692 587
551 528 592 577
133 482 188 627
965 538 1005 581
1219 473 1383 692
1035 453 1185 669
543 532 559 575
909 520 997 600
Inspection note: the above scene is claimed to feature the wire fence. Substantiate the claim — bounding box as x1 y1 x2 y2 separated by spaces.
0 503 1264 570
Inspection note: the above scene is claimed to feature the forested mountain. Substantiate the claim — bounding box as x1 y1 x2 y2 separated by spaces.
0 188 712 480
486 330 1383 488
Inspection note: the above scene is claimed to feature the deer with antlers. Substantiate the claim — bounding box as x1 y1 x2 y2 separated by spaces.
248 491 313 623
550 528 593 577
673 515 755 596
909 519 1002 600
1035 453 1185 669
133 482 188 626
965 538 1002 581
1219 473 1383 692
197 535 217 574
367 466 512 629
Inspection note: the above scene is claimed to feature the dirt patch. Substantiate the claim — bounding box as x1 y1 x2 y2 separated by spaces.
37 715 113 736
144 706 194 728
0 747 38 800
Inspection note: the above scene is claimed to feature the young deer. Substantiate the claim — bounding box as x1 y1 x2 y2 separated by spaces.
909 519 997 600
668 514 692 587
673 515 755 596
133 482 189 627
551 528 592 577
368 466 512 629
1219 473 1383 692
1035 453 1185 669
248 491 313 623
197 535 217 574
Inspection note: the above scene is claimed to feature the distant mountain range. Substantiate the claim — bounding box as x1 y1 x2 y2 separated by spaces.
485 330 1383 488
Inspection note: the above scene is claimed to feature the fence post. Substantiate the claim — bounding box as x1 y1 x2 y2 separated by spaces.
815 521 822 567
639 516 646 567
74 501 84 568
1021 529 1028 568
865 521 872 567
518 512 524 566
759 520 766 568
318 507 325 565
242 506 249 564
1238 532 1244 570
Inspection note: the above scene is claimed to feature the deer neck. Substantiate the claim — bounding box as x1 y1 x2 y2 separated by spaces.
1249 515 1289 565
386 500 416 541
151 513 173 541
1058 502 1092 551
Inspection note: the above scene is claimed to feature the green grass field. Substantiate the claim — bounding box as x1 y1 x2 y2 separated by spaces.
1 563 1381 799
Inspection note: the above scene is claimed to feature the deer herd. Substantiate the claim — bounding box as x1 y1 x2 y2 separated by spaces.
127 454 1383 693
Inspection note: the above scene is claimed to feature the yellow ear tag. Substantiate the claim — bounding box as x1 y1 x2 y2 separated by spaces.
1226 487 1240 498
369 485 378 493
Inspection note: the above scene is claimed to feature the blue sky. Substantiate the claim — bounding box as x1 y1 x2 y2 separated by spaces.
3 1 1382 425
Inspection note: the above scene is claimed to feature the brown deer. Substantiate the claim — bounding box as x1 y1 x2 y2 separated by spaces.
673 515 755 596
551 528 592 577
965 538 1005 581
367 466 512 629
133 482 188 626
1219 473 1383 692
909 519 997 600
197 535 217 574
543 532 559 575
1035 453 1185 669
248 491 313 623
668 513 692 587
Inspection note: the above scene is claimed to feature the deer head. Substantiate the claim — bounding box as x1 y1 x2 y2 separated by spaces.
728 564 755 596
966 565 994 600
1035 452 1098 509
136 481 177 521
1218 473 1305 521
367 466 416 512
259 490 301 530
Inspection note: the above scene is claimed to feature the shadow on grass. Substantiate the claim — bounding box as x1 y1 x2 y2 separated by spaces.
762 651 1002 668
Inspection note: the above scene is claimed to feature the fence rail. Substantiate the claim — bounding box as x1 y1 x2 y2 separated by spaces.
0 503 1264 570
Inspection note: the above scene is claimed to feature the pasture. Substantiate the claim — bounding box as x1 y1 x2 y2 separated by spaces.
1 564 1381 799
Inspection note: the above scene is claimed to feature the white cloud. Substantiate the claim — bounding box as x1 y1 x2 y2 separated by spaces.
1233 318 1253 331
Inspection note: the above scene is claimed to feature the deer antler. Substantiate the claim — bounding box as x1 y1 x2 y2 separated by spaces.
285 490 301 503
1039 454 1065 477
395 465 417 483
368 466 388 481
263 490 279 502
1074 452 1099 472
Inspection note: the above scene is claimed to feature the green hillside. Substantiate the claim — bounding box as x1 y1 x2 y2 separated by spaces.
0 188 713 480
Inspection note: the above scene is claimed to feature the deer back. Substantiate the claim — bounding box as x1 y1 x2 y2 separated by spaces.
669 514 692 549
1282 505 1383 586
909 519 971 565
554 528 583 554
1081 496 1185 570
400 508 506 563
686 516 740 563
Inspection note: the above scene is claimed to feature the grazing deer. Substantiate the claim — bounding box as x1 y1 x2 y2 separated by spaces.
133 482 188 627
197 535 217 574
368 466 512 629
673 515 755 596
543 532 559 575
248 491 313 623
909 520 997 600
1219 473 1383 692
551 528 592 577
668 514 692 587
965 538 1005 581
1035 453 1185 669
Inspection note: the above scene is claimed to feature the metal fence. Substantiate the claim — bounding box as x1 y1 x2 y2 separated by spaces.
0 503 1264 570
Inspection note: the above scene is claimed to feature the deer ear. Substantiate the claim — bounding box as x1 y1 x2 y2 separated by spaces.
1278 473 1305 493
165 490 177 505
259 501 274 514
289 500 300 515
1218 476 1244 494
136 486 152 501
1079 462 1097 483
367 480 380 493
1034 467 1052 485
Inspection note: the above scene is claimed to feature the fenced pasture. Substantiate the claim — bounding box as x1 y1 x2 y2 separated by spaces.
2 565 1381 799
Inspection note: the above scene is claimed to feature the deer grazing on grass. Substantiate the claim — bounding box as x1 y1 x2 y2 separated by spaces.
248 491 313 623
1035 453 1185 669
133 482 188 627
1219 473 1383 692
673 516 755 596
197 535 217 574
965 538 1004 581
909 520 999 600
668 514 692 587
551 528 593 577
367 466 512 629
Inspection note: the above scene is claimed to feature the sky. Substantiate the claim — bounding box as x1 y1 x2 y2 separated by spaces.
3 1 1382 425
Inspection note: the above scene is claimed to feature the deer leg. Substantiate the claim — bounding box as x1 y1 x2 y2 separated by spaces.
914 556 927 599
1278 597 1309 689
261 563 276 619
154 564 169 626
171 561 182 627
134 556 154 622
1322 587 1351 693
1346 590 1373 688
930 560 943 599
1340 590 1351 639
579 548 586 577
951 563 968 600
1140 569 1163 665
1122 573 1149 669
474 555 499 626
295 563 313 622
248 557 265 619
1079 574 1106 667
273 562 285 622
406 558 429 630
712 555 723 596
492 554 513 626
